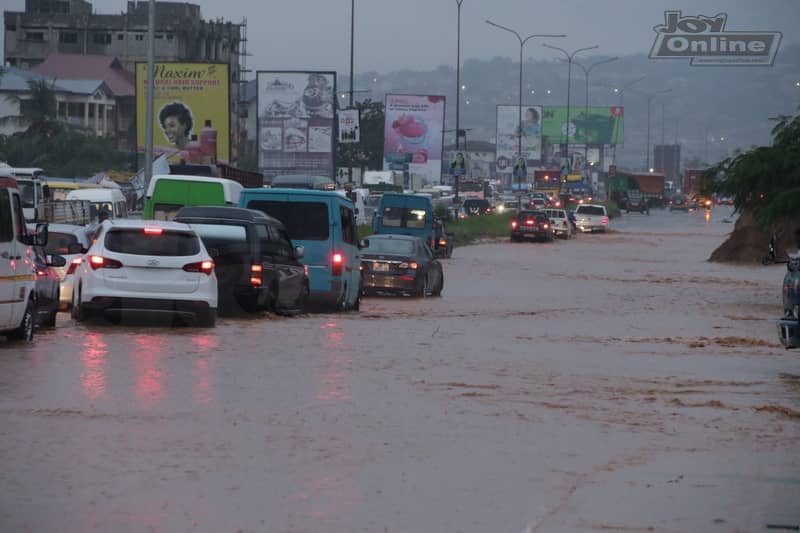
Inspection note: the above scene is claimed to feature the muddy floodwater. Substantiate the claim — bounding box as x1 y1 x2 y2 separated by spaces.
1 206 798 532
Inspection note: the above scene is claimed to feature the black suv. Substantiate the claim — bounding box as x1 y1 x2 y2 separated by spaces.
510 210 554 242
462 198 492 216
174 206 309 315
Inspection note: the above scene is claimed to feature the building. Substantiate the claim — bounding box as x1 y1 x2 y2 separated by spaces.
654 144 681 183
0 65 116 138
4 0 245 154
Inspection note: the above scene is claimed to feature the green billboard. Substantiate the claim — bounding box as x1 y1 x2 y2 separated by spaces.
541 106 624 145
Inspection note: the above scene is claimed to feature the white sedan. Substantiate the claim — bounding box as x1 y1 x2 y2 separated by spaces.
70 220 218 327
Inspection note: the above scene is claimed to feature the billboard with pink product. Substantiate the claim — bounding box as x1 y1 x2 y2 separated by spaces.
383 94 446 183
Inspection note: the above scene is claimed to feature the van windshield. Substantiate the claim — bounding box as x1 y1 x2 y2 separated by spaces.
17 182 36 208
246 200 329 241
381 207 427 229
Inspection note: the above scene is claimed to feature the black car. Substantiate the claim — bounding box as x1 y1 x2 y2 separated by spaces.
361 234 444 297
432 217 454 259
174 206 309 315
510 210 554 242
462 198 492 216
669 194 690 211
31 245 66 327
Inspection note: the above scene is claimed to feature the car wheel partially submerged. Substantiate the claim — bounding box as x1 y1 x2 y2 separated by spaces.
8 299 34 341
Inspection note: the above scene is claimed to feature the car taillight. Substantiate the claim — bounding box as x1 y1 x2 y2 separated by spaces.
88 255 122 270
511 221 518 229
143 227 164 235
602 217 609 225
399 261 418 270
250 264 263 286
66 256 82 275
183 260 214 275
542 223 549 229
525 219 535 226
303 265 309 277
332 252 344 276
486 208 491 213
439 239 447 246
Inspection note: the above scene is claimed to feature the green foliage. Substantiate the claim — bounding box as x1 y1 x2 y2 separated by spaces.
1 79 62 137
0 129 131 178
336 99 385 174
447 213 515 246
709 108 800 224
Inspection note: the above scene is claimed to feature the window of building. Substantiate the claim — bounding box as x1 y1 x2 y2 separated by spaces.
56 2 70 13
166 34 174 41
117 33 124 40
135 34 144 41
25 32 45 42
5 23 17 32
93 33 111 45
59 31 78 44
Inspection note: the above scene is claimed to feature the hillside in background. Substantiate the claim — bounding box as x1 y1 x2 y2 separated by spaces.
342 43 800 170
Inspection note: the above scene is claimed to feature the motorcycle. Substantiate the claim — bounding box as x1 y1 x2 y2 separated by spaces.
761 233 790 265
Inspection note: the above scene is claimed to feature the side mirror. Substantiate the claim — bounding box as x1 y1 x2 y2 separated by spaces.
359 239 369 249
48 254 67 267
42 184 50 199
294 245 305 259
33 223 48 247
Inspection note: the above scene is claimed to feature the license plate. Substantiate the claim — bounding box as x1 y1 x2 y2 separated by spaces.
373 262 390 272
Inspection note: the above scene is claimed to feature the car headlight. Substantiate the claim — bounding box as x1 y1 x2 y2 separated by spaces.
496 204 505 213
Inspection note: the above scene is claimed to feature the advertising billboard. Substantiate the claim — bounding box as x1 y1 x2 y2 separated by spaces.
338 108 360 143
136 62 230 164
383 94 446 184
495 105 542 175
541 106 624 145
257 71 336 181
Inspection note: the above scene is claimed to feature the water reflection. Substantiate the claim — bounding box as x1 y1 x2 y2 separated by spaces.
191 333 218 405
132 334 166 409
81 332 108 401
316 328 353 402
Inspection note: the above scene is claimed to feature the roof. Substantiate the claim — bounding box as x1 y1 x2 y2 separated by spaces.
174 206 279 225
104 219 194 231
31 54 135 97
0 66 110 96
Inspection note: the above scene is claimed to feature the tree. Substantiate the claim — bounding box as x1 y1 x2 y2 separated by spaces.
707 108 800 225
1 78 62 137
336 99 385 176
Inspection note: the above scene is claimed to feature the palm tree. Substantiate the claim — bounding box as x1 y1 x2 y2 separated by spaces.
1 78 61 136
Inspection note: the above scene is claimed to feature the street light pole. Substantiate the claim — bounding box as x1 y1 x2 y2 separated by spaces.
486 20 564 195
635 88 672 170
347 0 355 183
143 0 155 191
455 0 463 151
543 44 598 190
572 56 618 167
610 75 645 166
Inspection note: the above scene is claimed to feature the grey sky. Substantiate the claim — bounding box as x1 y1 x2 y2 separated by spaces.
4 0 799 74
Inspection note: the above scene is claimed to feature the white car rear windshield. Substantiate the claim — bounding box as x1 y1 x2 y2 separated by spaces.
576 206 606 216
105 229 201 256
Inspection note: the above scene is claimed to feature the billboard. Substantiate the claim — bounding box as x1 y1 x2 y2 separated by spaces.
383 94 446 184
541 106 624 145
338 108 360 143
495 105 542 175
257 71 336 181
136 62 230 164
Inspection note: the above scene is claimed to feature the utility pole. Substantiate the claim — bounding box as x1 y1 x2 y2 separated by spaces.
455 0 463 151
143 0 155 190
347 0 355 183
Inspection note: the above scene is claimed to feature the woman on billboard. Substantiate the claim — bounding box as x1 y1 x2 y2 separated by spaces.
158 101 194 150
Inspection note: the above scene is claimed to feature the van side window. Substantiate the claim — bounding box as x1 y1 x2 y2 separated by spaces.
12 193 26 239
0 189 13 242
247 200 329 241
340 206 356 245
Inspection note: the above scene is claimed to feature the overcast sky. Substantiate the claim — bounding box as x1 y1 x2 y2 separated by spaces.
4 0 799 73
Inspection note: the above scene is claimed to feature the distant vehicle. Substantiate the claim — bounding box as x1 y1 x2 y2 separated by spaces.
29 241 64 328
37 223 91 311
270 174 336 191
624 189 649 214
0 175 48 341
574 204 609 233
669 194 690 211
778 254 799 349
0 164 45 220
432 217 454 258
174 206 309 315
693 195 713 209
363 170 403 187
360 234 443 297
458 179 485 200
543 208 574 239
373 193 436 249
530 197 547 210
510 210 554 242
66 187 128 221
239 188 362 311
143 175 244 221
70 219 218 327
462 198 492 216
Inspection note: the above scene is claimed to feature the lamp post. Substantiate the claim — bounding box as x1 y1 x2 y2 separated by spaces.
455 0 463 151
571 56 618 169
542 44 598 190
143 0 155 190
610 75 645 166
347 0 356 183
635 88 672 170
486 20 564 196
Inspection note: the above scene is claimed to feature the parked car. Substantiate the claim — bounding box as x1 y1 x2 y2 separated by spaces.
574 204 609 233
543 208 574 239
240 188 362 311
30 243 65 327
669 194 690 211
462 198 493 216
40 223 92 310
510 210 554 242
174 206 309 315
70 219 218 326
360 234 443 297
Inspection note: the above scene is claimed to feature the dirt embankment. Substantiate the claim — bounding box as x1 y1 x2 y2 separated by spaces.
709 212 800 263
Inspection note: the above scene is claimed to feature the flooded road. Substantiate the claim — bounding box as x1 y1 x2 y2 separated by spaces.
1 206 798 532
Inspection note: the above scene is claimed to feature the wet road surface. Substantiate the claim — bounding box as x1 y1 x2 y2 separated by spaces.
1 206 798 532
